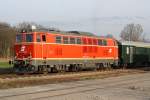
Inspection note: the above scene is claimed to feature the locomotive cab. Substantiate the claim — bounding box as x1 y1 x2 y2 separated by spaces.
13 31 35 73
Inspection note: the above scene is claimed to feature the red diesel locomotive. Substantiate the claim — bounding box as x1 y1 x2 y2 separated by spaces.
13 30 118 73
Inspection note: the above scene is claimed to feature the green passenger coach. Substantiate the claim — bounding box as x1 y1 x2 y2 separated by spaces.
118 41 150 67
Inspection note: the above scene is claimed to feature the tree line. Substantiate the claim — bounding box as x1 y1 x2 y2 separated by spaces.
0 22 16 58
0 22 45 58
0 22 146 58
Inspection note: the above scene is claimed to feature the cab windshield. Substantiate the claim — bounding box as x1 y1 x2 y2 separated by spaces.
26 34 33 42
16 34 22 42
16 34 33 43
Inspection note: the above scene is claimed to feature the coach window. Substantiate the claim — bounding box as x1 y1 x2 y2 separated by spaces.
77 38 81 44
98 39 103 45
36 34 41 42
63 37 69 44
42 35 46 42
26 34 33 42
70 37 75 44
103 40 107 46
56 36 61 43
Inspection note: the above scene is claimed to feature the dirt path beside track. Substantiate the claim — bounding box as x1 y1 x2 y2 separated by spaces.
0 69 147 89
0 71 150 100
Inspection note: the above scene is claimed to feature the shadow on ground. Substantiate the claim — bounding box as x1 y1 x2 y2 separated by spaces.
0 68 13 74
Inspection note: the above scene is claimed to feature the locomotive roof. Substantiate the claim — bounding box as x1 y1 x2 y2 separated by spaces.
22 28 96 37
119 41 150 48
18 29 114 39
47 31 114 39
46 30 96 36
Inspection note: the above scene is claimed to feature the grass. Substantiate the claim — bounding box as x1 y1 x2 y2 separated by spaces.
0 61 12 68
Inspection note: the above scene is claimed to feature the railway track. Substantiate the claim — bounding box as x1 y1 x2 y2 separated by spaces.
0 68 147 89
0 72 149 100
0 69 120 79
0 68 143 80
0 66 149 79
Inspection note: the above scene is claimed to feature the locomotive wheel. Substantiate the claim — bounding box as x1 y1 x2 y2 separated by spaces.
47 66 51 73
27 65 36 73
58 65 65 72
13 65 19 73
51 65 58 73
71 64 78 72
72 67 77 72
107 63 112 71
77 64 82 71
42 65 48 74
96 63 102 70
68 65 75 72
38 66 43 73
98 63 104 71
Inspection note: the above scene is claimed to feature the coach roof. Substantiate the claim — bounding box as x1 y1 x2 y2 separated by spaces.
119 41 150 48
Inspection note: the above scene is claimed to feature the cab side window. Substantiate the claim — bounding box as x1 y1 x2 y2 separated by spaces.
36 34 41 42
63 37 69 44
42 35 46 42
76 38 81 44
56 36 62 43
70 37 75 44
98 39 103 45
103 40 107 46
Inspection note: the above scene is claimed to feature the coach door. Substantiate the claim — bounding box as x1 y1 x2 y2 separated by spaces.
41 34 47 59
129 46 134 63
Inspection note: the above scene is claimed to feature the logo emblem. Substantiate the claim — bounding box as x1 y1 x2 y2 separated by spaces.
108 49 112 53
20 46 26 52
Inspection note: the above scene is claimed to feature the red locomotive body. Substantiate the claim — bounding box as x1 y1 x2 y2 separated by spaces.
14 31 118 73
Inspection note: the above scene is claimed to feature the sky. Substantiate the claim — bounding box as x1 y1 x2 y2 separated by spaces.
0 0 150 39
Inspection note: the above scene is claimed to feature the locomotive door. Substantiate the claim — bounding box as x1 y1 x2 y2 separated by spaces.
41 34 47 59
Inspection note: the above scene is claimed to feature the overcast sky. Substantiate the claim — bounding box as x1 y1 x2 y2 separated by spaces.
0 0 150 38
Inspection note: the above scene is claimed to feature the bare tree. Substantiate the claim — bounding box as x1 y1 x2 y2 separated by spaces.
15 22 40 32
120 23 144 41
15 22 58 32
0 22 16 58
